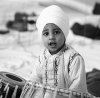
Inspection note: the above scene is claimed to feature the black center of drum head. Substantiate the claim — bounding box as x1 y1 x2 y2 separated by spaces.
6 74 22 82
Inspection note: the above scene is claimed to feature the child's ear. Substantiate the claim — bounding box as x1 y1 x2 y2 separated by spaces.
64 38 66 44
64 36 66 41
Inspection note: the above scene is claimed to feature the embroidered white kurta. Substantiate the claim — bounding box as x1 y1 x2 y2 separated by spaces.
29 44 87 98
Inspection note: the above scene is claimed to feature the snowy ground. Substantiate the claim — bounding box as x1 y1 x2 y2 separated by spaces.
0 0 100 81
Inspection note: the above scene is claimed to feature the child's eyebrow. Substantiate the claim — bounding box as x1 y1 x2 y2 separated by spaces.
53 28 61 31
43 29 48 32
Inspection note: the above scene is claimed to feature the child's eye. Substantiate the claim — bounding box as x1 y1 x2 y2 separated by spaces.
43 32 49 36
54 30 60 35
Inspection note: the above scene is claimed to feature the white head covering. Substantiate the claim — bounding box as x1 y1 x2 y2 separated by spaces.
36 5 69 40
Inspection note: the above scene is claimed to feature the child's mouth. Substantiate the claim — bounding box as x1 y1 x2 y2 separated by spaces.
49 42 57 47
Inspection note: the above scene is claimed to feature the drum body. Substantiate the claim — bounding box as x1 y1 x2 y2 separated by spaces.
0 71 26 98
20 82 91 98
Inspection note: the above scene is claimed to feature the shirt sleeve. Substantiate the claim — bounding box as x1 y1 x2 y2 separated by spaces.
29 56 42 83
69 55 88 93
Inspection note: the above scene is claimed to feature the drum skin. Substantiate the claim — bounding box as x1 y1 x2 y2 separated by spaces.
0 71 26 98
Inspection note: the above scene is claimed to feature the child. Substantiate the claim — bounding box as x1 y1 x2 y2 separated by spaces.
24 5 88 98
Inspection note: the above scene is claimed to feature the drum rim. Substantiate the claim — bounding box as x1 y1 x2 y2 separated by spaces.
0 71 26 87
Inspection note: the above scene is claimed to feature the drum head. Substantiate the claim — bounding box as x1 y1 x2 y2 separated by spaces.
0 71 26 87
0 71 26 98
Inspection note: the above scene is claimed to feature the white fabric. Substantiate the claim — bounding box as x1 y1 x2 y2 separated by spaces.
29 44 88 98
36 5 69 40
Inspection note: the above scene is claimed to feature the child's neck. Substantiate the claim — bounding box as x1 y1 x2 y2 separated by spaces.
49 43 65 55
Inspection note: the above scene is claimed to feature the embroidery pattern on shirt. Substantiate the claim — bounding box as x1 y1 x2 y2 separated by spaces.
54 57 59 86
68 53 80 73
44 54 59 86
43 45 68 86
43 50 48 85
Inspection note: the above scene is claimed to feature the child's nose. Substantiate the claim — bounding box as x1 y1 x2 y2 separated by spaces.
49 33 55 39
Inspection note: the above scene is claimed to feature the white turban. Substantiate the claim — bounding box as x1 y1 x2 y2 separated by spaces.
36 5 69 40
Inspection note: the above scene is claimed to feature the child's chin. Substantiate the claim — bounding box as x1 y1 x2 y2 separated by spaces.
49 49 58 54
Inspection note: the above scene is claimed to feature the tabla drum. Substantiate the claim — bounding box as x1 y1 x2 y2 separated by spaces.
0 71 26 98
20 81 92 98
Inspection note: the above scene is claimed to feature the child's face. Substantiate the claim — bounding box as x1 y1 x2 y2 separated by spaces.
42 23 66 54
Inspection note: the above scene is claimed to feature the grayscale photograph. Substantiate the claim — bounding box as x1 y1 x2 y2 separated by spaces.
0 0 100 98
